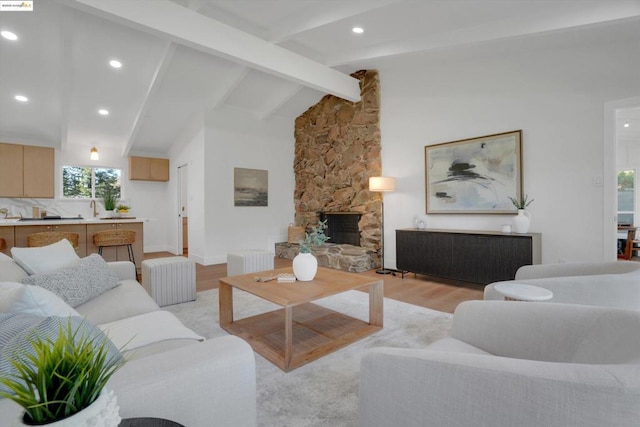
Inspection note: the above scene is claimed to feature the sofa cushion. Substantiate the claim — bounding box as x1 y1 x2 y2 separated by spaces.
76 280 160 325
0 258 29 282
99 311 203 354
21 254 119 308
0 313 124 394
0 282 79 317
11 239 80 275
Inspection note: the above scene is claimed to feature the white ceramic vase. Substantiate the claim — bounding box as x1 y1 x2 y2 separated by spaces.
292 252 318 281
16 389 120 427
512 209 531 234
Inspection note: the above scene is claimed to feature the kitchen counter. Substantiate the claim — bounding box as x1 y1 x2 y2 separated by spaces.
0 218 142 226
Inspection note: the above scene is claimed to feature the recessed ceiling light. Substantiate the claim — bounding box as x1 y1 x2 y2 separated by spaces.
14 95 28 102
624 123 630 128
98 109 109 116
1 30 18 41
352 27 364 34
109 59 122 69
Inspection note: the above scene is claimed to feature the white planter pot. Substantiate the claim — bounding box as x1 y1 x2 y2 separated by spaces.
16 389 120 427
512 209 531 234
292 252 318 281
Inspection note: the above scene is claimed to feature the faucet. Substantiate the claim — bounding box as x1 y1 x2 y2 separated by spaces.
90 200 98 217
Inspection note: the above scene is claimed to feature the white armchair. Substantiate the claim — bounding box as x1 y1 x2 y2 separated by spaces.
359 300 640 427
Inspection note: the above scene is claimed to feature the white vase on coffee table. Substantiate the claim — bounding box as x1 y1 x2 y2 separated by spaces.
293 252 318 281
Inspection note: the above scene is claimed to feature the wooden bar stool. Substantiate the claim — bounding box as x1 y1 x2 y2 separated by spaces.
0 237 6 251
93 229 136 264
27 232 80 249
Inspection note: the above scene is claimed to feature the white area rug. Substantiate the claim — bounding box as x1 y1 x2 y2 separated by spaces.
165 288 452 427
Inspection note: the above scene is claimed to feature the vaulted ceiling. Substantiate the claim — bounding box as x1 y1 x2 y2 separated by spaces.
0 0 638 158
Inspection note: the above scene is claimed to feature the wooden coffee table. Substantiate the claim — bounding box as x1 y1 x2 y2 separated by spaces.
219 267 383 372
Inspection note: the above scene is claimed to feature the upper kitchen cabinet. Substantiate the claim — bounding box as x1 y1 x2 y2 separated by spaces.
129 156 169 182
0 143 54 198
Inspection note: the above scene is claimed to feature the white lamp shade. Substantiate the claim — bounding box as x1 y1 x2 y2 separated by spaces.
90 147 99 160
369 176 396 192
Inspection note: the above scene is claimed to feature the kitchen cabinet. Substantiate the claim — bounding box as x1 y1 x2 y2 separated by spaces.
14 224 87 257
0 143 54 198
129 156 169 181
396 229 542 285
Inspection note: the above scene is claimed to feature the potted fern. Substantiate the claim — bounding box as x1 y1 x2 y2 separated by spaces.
293 220 330 281
0 318 125 426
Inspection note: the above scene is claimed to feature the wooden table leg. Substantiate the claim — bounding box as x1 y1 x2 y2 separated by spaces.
284 305 293 370
219 282 233 327
369 280 383 327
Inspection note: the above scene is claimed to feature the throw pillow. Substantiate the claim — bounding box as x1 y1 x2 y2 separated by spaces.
0 313 124 395
11 239 80 275
21 254 119 307
0 282 80 317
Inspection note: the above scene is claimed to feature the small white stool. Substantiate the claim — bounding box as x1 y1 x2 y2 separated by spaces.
142 256 196 307
227 250 274 276
494 283 554 302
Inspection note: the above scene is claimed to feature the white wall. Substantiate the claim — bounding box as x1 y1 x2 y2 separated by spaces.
378 34 640 267
166 108 295 265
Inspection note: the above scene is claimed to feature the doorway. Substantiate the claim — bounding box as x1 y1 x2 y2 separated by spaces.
177 164 188 255
604 97 640 260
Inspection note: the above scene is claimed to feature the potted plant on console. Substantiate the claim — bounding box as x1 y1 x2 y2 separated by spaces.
0 318 125 426
509 194 534 234
293 220 330 281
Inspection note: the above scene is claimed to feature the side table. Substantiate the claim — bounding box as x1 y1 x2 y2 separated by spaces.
120 418 185 427
493 283 553 302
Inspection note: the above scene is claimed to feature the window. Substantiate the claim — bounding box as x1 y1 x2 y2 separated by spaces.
62 166 121 199
617 169 634 226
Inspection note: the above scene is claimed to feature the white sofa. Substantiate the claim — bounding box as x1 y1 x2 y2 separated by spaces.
0 250 256 427
360 300 640 427
484 261 640 309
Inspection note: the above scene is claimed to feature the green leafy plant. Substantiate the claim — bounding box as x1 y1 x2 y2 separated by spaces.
102 188 117 211
509 194 534 210
0 320 125 425
299 220 330 253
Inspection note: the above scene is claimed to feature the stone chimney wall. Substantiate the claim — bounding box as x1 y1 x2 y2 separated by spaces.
293 69 382 257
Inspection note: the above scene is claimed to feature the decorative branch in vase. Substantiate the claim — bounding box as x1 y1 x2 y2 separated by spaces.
509 194 534 233
294 220 330 281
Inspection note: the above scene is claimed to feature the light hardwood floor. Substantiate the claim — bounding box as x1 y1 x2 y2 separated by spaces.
144 252 485 314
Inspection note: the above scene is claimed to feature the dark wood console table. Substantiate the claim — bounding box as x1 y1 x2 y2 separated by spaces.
396 229 541 284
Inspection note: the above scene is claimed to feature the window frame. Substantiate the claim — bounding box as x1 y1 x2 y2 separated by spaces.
60 165 123 200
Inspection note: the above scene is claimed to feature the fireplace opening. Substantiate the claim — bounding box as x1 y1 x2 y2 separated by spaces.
321 212 361 246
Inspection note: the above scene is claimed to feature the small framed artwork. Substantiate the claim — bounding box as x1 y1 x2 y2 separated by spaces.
425 130 522 214
234 167 268 207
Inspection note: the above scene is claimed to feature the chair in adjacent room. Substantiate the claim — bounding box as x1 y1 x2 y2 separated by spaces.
27 232 80 250
93 229 136 264
618 226 637 260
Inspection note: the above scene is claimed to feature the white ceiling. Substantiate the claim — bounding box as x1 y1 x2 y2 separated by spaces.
0 0 639 157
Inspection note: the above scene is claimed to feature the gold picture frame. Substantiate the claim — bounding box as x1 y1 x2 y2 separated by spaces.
425 130 522 214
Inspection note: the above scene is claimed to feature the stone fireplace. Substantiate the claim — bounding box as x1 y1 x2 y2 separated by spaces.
291 69 383 266
275 70 382 272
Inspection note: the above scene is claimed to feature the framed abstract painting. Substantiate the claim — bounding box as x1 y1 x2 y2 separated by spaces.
425 130 522 214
